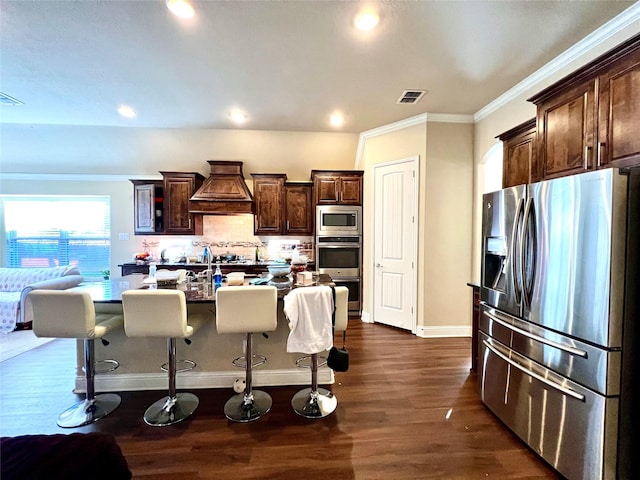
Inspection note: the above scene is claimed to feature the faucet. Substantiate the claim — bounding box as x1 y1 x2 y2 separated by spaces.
206 246 213 284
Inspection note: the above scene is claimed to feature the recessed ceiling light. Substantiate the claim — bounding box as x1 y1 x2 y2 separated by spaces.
118 105 136 118
354 9 379 31
166 0 195 19
229 109 248 124
330 112 344 128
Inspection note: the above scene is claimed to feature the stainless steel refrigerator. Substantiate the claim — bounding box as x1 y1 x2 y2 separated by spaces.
479 167 639 480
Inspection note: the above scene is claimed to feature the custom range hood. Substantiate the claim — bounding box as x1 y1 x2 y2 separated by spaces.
189 160 254 214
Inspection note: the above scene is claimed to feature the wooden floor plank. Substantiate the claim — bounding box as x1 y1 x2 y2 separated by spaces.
0 320 560 479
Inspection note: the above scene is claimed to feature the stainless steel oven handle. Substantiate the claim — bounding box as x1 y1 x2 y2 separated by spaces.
482 339 585 402
483 310 588 358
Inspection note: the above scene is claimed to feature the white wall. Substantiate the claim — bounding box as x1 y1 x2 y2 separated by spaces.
0 127 359 274
357 117 474 334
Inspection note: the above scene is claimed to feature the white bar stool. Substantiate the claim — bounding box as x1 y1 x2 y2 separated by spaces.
215 285 277 422
285 285 349 418
121 289 206 426
28 290 123 428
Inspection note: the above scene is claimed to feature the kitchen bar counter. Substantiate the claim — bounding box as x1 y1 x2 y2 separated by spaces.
72 274 334 393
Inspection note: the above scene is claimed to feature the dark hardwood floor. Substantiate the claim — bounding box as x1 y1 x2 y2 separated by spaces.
0 320 560 479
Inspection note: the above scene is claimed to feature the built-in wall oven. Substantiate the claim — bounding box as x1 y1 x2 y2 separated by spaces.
316 205 363 314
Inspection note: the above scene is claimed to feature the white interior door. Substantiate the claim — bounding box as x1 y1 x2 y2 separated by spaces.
372 157 418 332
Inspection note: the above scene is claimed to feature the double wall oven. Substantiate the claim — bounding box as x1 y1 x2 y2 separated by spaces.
315 205 362 314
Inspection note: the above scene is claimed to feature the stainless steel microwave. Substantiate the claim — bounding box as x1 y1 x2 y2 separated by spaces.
316 205 362 236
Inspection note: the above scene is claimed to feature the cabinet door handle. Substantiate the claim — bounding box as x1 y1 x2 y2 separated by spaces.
584 145 591 169
286 220 290 230
597 142 606 167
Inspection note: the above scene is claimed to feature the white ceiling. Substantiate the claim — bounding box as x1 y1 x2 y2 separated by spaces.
0 0 636 134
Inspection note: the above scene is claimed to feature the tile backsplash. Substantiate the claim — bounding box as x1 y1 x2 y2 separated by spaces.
135 214 313 262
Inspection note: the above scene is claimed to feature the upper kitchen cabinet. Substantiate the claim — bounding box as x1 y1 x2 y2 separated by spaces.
283 182 313 234
131 180 164 234
498 118 537 188
160 172 205 235
597 40 640 169
252 173 313 235
311 170 364 205
252 174 285 235
529 33 640 180
530 77 597 179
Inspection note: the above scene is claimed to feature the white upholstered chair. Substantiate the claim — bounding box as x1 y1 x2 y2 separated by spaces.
284 285 348 418
215 285 277 422
28 290 123 428
121 289 206 426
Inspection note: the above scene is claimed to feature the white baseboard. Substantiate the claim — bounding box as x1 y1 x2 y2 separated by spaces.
77 368 334 393
416 325 471 338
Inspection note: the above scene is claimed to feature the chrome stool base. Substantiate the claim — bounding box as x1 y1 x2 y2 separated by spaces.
291 388 337 419
144 392 199 427
57 393 121 428
224 390 272 423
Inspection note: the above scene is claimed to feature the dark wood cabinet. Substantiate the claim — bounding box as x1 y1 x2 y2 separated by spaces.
597 47 640 169
498 118 537 188
161 172 205 235
311 170 363 205
131 172 204 236
529 33 640 181
131 180 164 235
468 283 480 373
252 174 313 235
283 182 313 234
533 78 597 179
252 174 285 235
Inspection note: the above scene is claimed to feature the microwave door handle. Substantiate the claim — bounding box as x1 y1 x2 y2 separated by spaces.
482 340 585 401
510 198 524 304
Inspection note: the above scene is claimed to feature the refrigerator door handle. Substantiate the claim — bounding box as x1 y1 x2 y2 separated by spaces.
483 309 588 358
482 340 586 402
521 197 536 308
510 198 525 304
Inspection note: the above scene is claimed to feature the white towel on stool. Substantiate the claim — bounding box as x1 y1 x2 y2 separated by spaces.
283 286 334 354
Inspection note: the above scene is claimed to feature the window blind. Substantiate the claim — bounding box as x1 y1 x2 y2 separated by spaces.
2 196 111 277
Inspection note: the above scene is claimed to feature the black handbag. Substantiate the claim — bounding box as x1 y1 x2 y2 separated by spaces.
326 286 349 372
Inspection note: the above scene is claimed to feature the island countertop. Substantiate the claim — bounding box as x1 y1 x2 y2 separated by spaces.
77 273 332 303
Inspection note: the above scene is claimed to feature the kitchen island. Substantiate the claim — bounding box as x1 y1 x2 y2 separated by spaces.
72 274 334 393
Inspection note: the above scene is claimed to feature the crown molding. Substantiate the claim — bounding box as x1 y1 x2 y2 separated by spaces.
0 173 163 182
427 113 474 124
474 2 640 122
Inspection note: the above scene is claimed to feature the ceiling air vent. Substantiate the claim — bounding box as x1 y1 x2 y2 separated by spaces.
0 92 24 106
396 90 426 105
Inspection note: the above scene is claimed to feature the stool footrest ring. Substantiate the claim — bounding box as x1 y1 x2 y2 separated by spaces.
295 354 328 369
232 354 267 369
161 359 196 373
84 359 119 374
